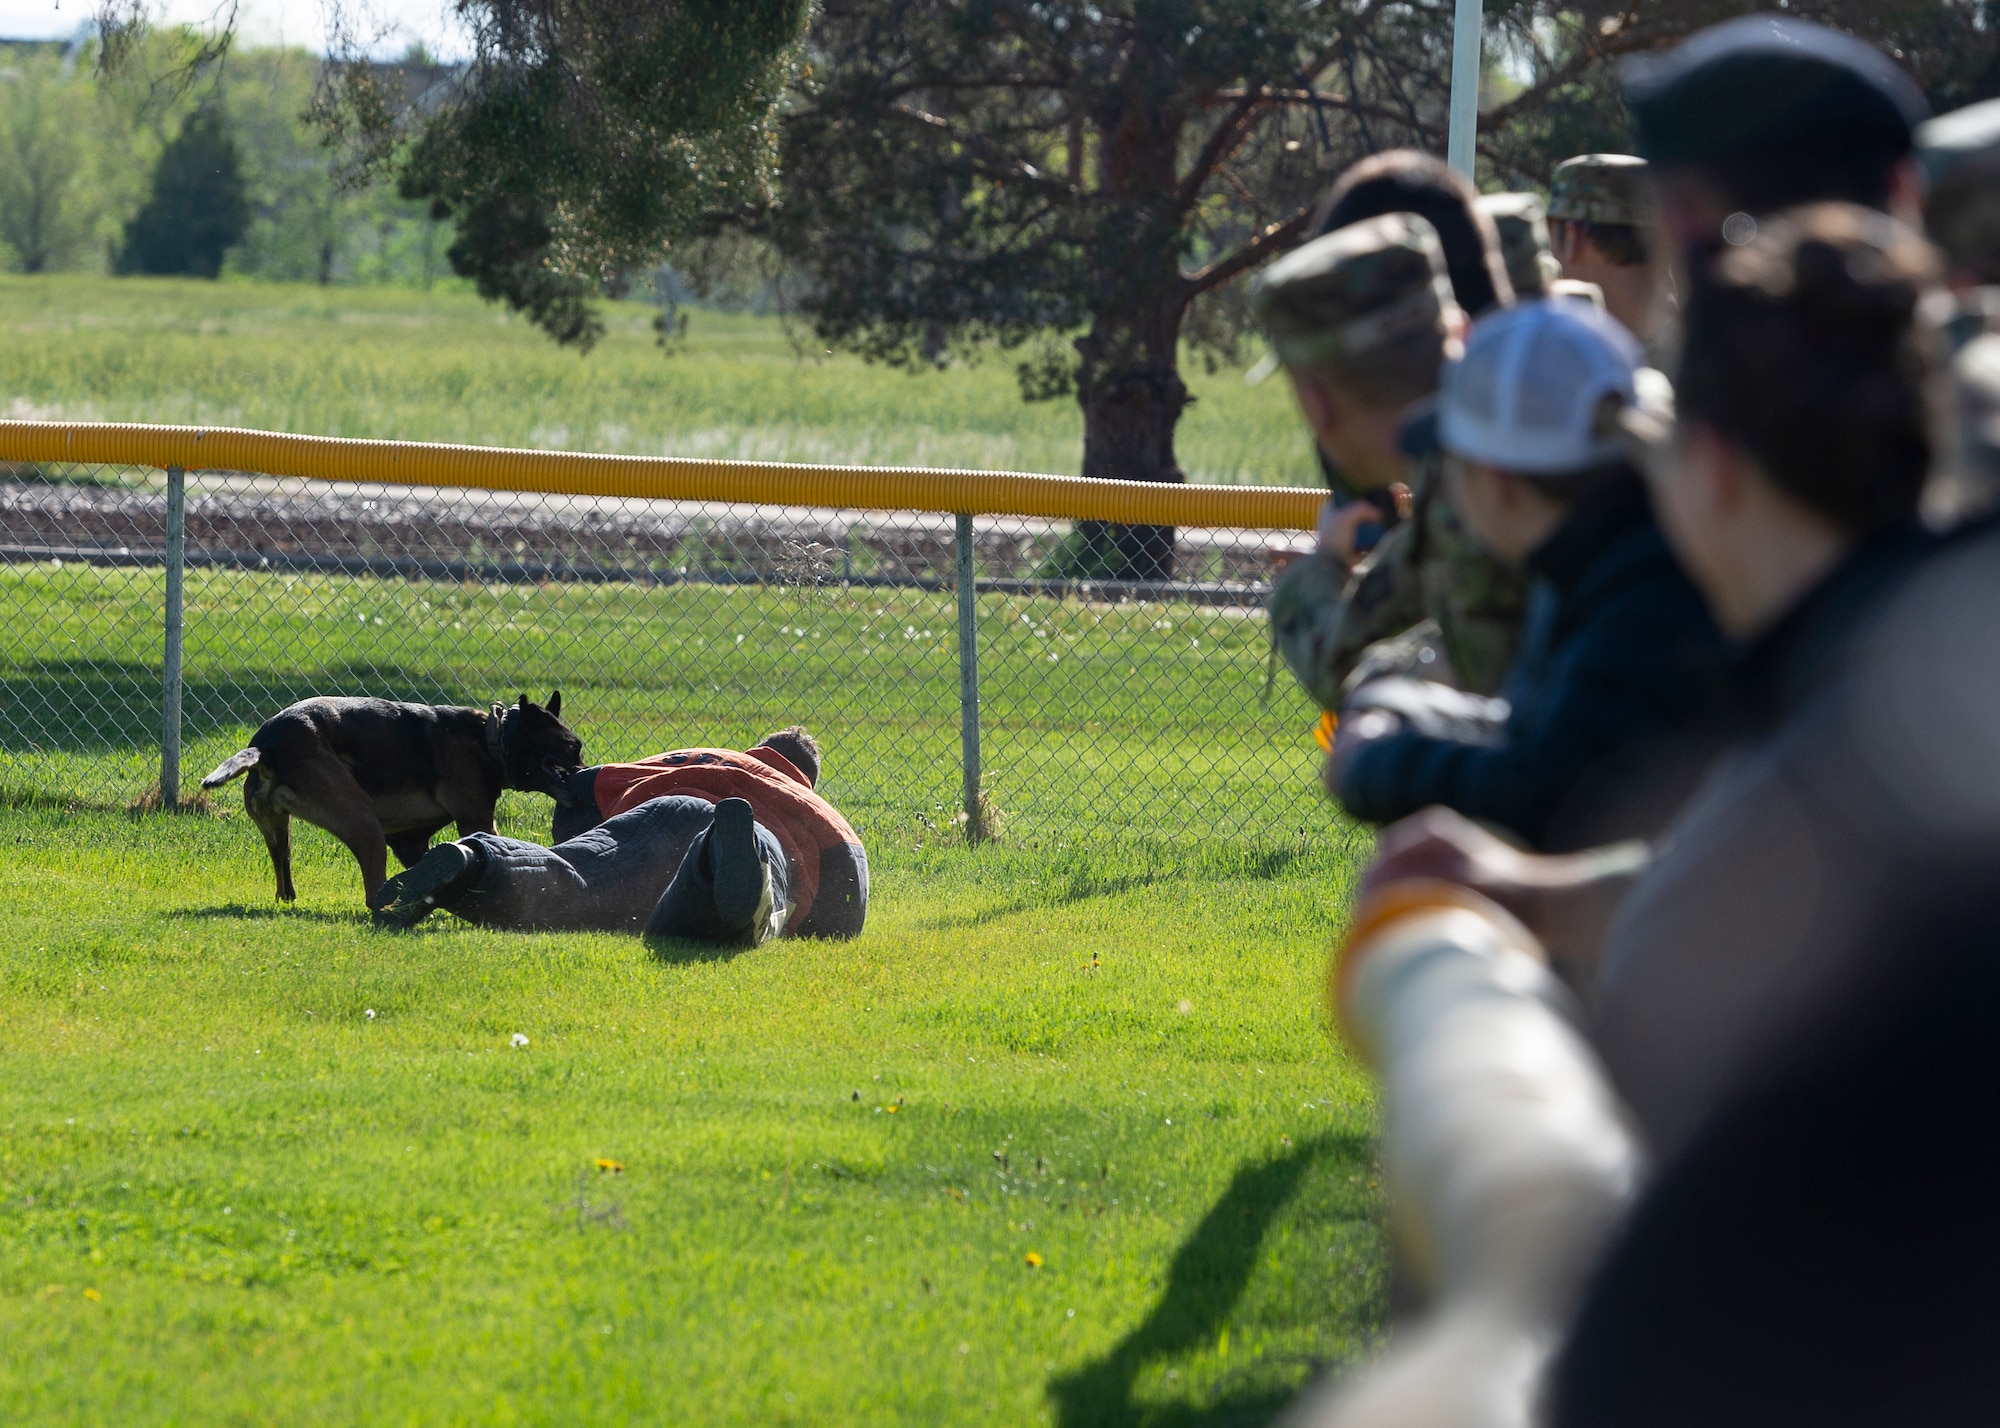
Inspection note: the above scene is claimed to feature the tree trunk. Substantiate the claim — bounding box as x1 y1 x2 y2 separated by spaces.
1074 54 1191 584
1072 301 1189 582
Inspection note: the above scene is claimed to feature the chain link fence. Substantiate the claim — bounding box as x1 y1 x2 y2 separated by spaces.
0 458 1329 854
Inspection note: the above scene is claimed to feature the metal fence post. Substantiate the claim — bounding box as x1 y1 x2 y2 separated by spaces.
1447 0 1483 178
955 511 984 840
161 465 186 810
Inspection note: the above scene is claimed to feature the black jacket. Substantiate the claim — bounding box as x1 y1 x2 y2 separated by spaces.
1338 482 1726 849
1554 518 2000 1423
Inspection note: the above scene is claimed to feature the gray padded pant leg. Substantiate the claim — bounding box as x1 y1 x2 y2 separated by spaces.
447 795 717 932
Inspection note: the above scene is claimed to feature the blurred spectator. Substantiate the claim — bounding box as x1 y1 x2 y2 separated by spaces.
1478 191 1559 299
1314 150 1514 318
1369 203 1954 1157
1332 300 1724 850
1257 213 1530 722
1918 96 2000 522
1365 200 2000 1420
1295 152 1529 693
1623 14 1929 252
1261 154 1530 722
1547 154 1667 345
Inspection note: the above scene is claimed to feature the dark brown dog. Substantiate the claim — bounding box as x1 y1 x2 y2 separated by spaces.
201 692 584 906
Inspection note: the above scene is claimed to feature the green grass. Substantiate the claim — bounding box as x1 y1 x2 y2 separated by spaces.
0 801 1383 1425
0 275 1318 487
0 274 1383 1422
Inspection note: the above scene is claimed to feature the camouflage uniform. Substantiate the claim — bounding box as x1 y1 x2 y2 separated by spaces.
1478 192 1559 299
1273 447 1526 702
1252 214 1528 705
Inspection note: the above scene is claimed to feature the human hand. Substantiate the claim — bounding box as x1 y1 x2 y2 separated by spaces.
1316 498 1382 567
1363 806 1546 909
1363 807 1650 985
1322 708 1404 799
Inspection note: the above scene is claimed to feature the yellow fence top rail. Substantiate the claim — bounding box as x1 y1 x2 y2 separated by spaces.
0 421 1322 531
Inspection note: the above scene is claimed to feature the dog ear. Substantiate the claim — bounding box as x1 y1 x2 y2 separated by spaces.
547 690 562 718
517 692 530 710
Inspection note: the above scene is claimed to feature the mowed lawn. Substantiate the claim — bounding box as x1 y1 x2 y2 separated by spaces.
0 274 1318 487
0 270 1380 1422
0 802 1385 1425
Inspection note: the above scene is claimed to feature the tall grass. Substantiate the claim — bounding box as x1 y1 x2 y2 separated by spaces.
0 275 1320 487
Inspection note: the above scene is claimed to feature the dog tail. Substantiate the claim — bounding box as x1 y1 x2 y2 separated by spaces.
201 748 261 788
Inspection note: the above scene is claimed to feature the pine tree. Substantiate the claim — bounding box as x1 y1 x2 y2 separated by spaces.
320 0 811 352
118 105 251 278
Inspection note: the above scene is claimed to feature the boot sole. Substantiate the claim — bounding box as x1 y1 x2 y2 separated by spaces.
372 842 475 928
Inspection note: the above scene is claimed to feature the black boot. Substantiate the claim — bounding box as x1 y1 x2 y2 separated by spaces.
372 841 482 928
707 798 776 942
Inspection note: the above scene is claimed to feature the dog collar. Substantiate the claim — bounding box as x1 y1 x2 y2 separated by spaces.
487 704 511 764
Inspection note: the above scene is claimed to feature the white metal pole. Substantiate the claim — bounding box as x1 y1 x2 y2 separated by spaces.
161 465 186 810
1447 0 1483 179
955 512 984 841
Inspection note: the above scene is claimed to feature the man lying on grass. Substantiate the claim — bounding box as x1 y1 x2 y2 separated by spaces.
371 727 868 946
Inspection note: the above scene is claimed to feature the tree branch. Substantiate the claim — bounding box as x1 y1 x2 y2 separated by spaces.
884 102 1079 198
1181 206 1312 296
1475 15 1694 136
1177 90 1269 208
1211 86 1446 139
849 72 1070 102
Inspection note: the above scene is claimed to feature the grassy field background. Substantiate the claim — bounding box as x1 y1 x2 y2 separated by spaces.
0 273 1380 1424
0 275 1319 487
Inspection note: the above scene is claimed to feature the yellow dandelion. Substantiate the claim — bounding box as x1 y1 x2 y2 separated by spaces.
595 1158 625 1175
1025 1251 1044 1269
83 1288 101 1303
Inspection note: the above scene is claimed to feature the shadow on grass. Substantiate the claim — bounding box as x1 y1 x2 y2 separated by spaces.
168 904 356 925
936 843 1322 931
1049 1135 1361 1428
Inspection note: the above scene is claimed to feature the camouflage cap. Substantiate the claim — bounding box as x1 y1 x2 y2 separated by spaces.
1249 212 1459 375
1478 192 1558 297
1548 154 1652 228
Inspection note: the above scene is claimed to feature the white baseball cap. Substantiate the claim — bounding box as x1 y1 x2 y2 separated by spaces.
1437 298 1668 475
